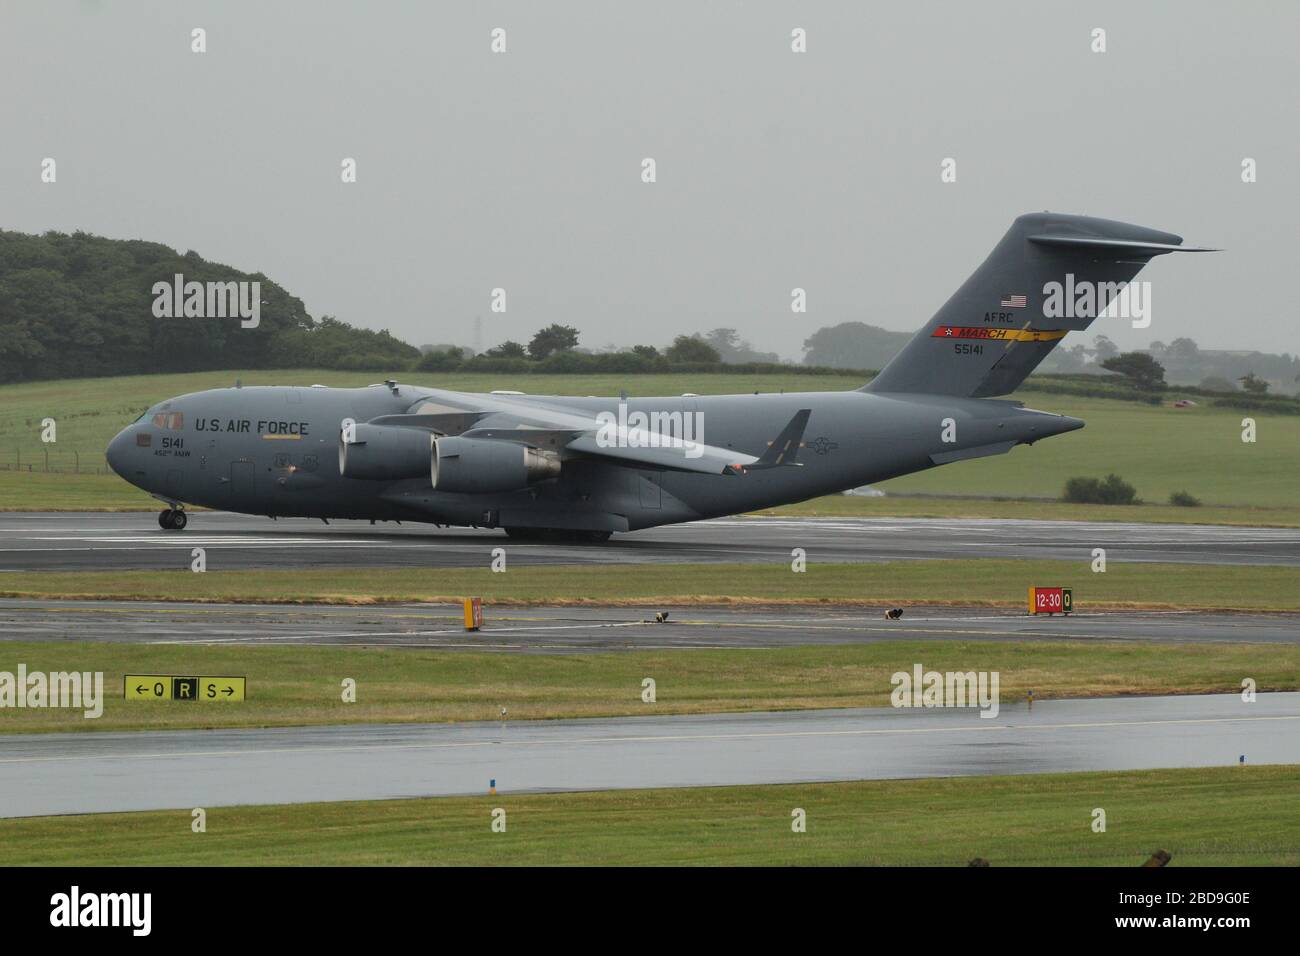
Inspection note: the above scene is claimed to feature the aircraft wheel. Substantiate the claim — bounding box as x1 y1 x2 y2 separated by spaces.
170 510 188 531
505 527 610 543
158 509 175 530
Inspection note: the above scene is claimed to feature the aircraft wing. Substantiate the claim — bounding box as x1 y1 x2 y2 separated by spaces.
572 407 813 475
565 432 757 475
460 425 586 450
385 391 798 475
459 421 756 475
368 411 491 433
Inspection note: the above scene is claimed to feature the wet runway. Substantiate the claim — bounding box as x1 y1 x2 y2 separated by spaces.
0 512 1297 572
1 598 1296 650
1 693 1294 818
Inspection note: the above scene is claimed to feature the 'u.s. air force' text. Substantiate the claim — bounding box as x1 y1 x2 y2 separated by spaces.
194 419 310 436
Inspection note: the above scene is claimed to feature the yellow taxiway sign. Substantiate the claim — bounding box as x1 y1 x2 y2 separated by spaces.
124 675 246 701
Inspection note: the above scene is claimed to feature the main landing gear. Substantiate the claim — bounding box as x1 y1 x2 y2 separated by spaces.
158 508 188 531
504 527 611 544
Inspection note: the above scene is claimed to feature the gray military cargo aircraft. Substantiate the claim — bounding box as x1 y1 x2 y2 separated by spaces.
107 212 1214 540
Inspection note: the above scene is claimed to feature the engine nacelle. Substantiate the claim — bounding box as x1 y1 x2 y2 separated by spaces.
432 436 561 493
338 424 432 480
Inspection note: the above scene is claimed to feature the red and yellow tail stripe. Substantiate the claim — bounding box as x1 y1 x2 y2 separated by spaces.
931 326 1068 342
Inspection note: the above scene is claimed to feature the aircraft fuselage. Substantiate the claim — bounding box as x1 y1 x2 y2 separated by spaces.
106 383 1081 534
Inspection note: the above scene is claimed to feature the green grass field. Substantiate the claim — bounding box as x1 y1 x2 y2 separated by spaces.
1 370 1296 519
879 393 1297 507
6 766 1295 866
0 638 1292 733
2 560 1295 611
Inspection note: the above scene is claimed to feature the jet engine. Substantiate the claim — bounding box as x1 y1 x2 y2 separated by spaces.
432 436 561 493
338 424 433 480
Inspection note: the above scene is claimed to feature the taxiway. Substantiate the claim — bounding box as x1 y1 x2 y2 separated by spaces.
1 599 1296 650
1 513 1296 572
0 693 1293 818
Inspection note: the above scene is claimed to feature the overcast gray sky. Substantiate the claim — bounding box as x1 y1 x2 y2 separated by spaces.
2 0 1295 360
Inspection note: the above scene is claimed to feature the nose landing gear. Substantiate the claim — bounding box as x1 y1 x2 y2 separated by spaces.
158 509 188 531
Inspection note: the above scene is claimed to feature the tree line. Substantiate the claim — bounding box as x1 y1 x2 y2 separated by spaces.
0 229 419 383
3 229 1294 398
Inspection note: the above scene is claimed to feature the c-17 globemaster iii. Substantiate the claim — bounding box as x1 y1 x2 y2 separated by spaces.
107 212 1214 540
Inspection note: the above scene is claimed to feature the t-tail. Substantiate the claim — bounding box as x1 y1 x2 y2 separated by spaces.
864 212 1217 398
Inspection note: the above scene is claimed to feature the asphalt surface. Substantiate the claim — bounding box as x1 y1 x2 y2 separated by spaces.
1 512 1297 572
0 693 1293 818
2 599 1297 650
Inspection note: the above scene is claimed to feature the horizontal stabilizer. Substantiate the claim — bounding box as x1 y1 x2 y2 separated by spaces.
1028 235 1220 257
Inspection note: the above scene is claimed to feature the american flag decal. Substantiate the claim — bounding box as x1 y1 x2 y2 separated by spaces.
1000 294 1027 308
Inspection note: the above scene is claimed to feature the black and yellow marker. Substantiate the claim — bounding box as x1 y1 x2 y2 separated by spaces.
124 675 247 701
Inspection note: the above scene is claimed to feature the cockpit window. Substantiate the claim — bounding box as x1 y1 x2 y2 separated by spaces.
151 413 167 428
150 412 184 430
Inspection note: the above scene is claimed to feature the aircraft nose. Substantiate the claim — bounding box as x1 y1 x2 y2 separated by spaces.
106 428 132 477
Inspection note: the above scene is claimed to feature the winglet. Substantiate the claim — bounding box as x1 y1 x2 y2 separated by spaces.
732 409 812 473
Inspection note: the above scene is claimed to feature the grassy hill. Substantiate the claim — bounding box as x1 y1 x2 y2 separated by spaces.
0 369 1295 521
